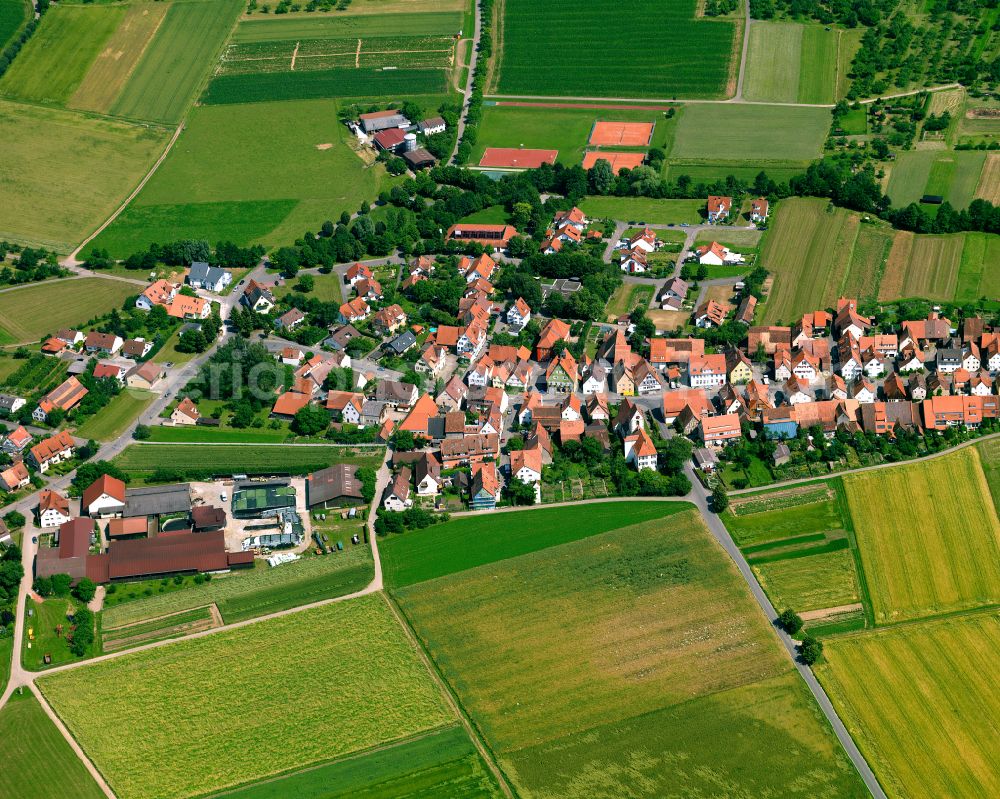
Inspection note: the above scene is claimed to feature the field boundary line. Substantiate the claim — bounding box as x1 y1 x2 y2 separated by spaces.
382 592 516 799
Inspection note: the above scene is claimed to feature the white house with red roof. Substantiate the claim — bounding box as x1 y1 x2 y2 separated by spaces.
623 427 657 471
695 241 743 266
83 473 126 517
506 297 531 330
339 297 370 324
345 263 372 287
707 195 732 223
750 197 769 223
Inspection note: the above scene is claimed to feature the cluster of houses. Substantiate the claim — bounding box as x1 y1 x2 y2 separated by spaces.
539 207 602 254
619 227 665 274
353 109 444 171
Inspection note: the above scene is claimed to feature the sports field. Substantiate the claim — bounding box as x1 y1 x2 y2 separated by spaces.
396 511 866 797
478 147 557 168
40 595 454 799
816 613 1000 799
0 692 105 799
844 448 1000 624
0 100 168 251
578 196 704 224
743 22 843 104
90 98 390 255
589 120 653 146
877 231 965 301
0 277 137 343
582 151 646 171
75 389 155 441
495 0 736 98
887 150 987 208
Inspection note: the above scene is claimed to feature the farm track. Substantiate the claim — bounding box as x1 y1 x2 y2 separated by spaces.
450 0 482 163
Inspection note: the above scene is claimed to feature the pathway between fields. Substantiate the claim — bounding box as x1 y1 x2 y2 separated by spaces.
732 0 752 101
450 0 483 163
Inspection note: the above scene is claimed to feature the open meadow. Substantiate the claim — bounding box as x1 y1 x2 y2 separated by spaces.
75 389 154 442
40 595 454 799
578 196 704 225
495 0 736 99
743 22 846 104
886 150 986 208
0 100 169 251
954 231 1000 303
0 692 105 799
395 510 866 798
844 448 1000 624
0 278 137 343
816 613 1000 799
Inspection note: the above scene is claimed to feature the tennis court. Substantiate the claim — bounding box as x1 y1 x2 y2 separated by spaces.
589 120 654 146
478 147 558 168
582 151 646 171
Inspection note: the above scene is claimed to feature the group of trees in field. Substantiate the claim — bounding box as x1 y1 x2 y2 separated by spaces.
85 239 264 273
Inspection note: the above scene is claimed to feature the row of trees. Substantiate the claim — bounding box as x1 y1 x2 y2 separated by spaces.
85 239 265 272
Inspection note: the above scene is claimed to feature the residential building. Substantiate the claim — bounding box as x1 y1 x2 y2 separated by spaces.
83 474 126 517
126 361 164 391
700 413 742 449
2 425 31 455
171 397 201 426
0 462 29 492
706 195 732 223
623 427 657 471
470 461 501 510
445 224 518 251
750 197 769 223
242 280 276 313
382 467 412 512
28 431 75 473
187 262 232 292
37 489 71 528
688 353 727 389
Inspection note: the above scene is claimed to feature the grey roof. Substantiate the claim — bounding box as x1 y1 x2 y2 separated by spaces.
189 262 229 286
307 464 363 506
326 324 362 350
385 330 417 355
417 117 446 131
124 484 191 518
0 393 23 411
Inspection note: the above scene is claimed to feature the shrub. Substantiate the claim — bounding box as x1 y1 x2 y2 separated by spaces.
777 608 803 635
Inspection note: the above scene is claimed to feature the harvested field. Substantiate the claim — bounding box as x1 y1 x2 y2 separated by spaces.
877 232 964 301
0 278 137 343
39 595 454 799
478 147 557 168
844 448 1000 624
817 613 1000 799
101 605 220 653
877 230 913 300
582 151 646 171
974 152 1000 203
588 120 654 146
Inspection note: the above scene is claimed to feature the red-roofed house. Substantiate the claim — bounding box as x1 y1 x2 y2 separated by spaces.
624 427 657 470
707 195 732 223
83 474 126 517
750 197 769 223
700 413 742 449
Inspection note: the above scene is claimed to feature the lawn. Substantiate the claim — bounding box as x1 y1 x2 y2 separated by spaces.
109 0 244 123
0 4 123 106
877 231 965 302
75 389 155 441
103 546 373 627
0 100 169 252
91 98 391 255
0 691 106 799
274 272 343 304
954 231 1000 303
578 196 704 224
39 595 454 799
743 22 841 104
215 724 503 799
752 547 859 613
150 326 200 365
496 0 736 99
604 283 653 319
671 104 829 164
396 511 866 798
381 501 692 588
23 597 99 671
844 448 1000 624
0 277 137 343
112 442 381 479
816 613 1000 799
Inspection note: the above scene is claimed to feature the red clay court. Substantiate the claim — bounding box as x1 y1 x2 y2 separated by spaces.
582 151 647 171
589 121 655 147
479 148 558 168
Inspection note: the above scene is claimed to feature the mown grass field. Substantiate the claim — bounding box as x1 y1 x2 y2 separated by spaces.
215 724 504 799
887 150 987 208
844 448 1000 624
75 389 154 441
743 22 841 104
578 196 704 224
110 0 244 123
396 511 866 798
91 97 390 255
0 277 136 342
0 692 106 799
496 0 736 98
40 595 453 799
103 546 373 627
753 548 859 612
816 613 1000 799
954 231 1000 302
0 4 123 105
381 501 691 588
877 231 965 301
0 100 169 251
112 442 381 479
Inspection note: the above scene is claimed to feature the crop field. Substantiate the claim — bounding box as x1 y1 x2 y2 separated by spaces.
0 277 137 343
495 0 736 98
752 547 859 612
90 98 389 255
954 232 1000 303
980 439 1000 514
0 692 106 799
743 22 841 104
381 501 691 588
69 2 169 115
0 100 168 252
877 231 965 301
0 4 123 106
725 482 845 545
974 152 1000 203
671 104 828 164
844 448 1000 624
40 595 454 799
75 389 154 441
101 606 218 653
578 196 704 224
840 225 893 302
396 511 866 798
217 724 503 799
887 150 987 208
816 613 1000 799
232 11 462 41
0 0 28 51
110 0 244 124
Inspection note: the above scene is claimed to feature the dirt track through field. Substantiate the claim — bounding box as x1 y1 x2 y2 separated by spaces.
799 603 863 621
290 41 299 70
496 100 675 111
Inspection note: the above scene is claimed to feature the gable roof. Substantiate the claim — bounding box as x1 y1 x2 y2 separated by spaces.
83 474 126 509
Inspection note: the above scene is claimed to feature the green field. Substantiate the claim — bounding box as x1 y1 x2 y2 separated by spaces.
0 4 123 106
840 224 893 301
0 100 169 251
578 196 704 224
112 442 381 479
103 546 373 627
381 501 692 588
91 98 391 255
0 692 106 799
878 230 966 302
110 0 244 123
214 724 503 799
954 231 1000 303
233 12 461 41
666 161 805 185
671 104 829 164
752 547 859 612
101 606 216 652
274 272 344 304
980 439 1000 514
605 283 654 319
743 22 841 104
0 277 137 343
23 597 99 671
147 425 290 443
725 482 846 546
0 0 29 51
887 150 987 208
40 595 453 799
496 0 736 98
844 448 1000 624
75 389 154 441
396 511 867 797
817 613 1000 799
